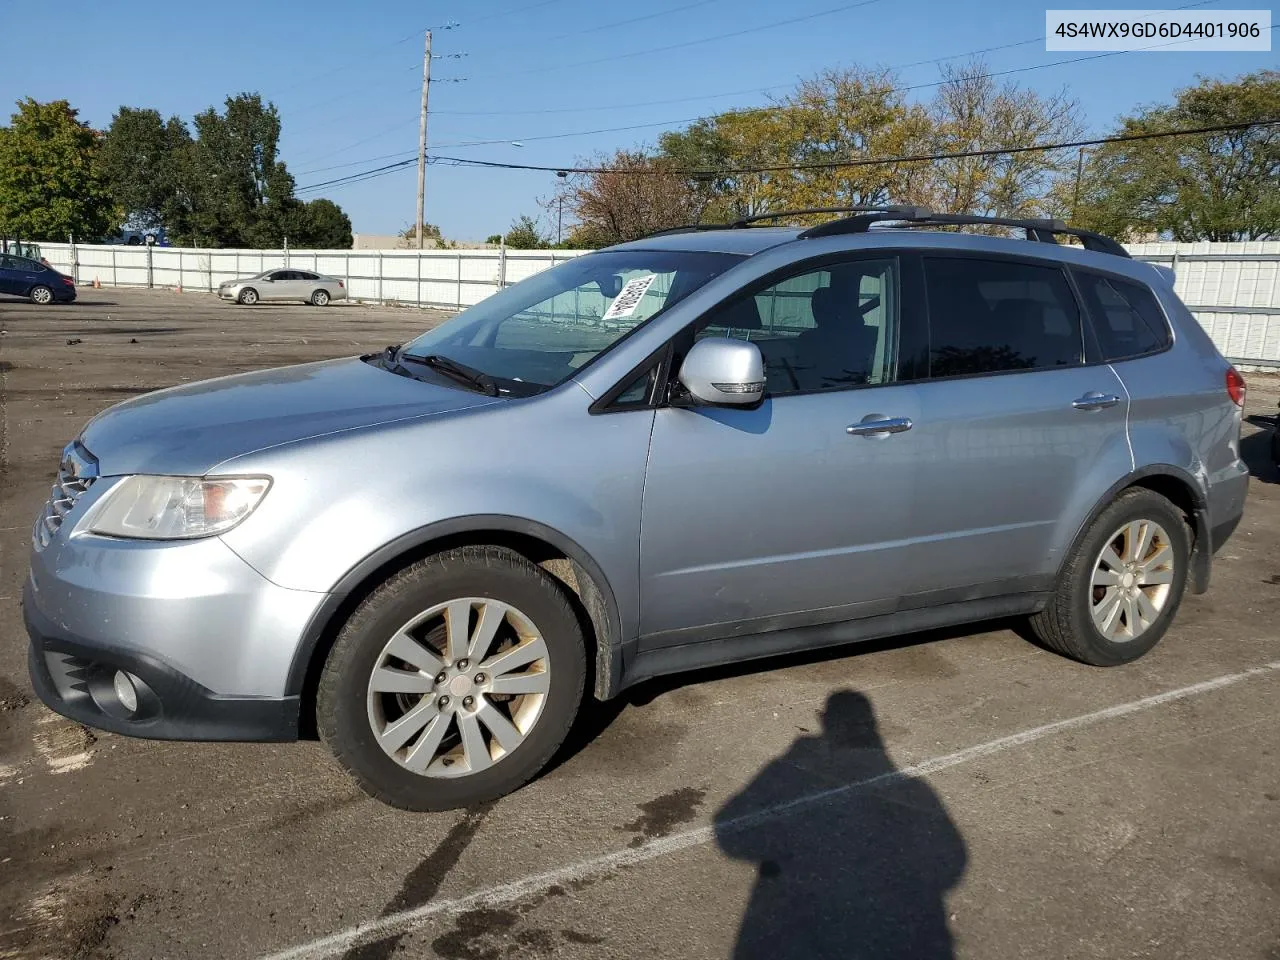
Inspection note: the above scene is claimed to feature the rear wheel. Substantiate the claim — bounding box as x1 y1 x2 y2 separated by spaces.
29 285 53 305
237 287 258 305
310 289 330 306
317 546 586 811
1030 488 1190 666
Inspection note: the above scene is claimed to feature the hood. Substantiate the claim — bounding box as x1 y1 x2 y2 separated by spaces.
81 357 500 475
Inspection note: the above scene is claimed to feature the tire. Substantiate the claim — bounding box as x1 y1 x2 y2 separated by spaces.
29 285 53 305
237 287 259 305
317 546 586 811
310 289 330 306
1271 427 1279 468
1030 488 1190 666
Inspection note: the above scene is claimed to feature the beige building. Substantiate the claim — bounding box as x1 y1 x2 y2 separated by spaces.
351 233 497 251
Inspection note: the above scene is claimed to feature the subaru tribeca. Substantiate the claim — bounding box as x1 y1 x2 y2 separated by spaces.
25 209 1249 810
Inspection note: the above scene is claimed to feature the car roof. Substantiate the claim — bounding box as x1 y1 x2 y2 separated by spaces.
612 224 1156 283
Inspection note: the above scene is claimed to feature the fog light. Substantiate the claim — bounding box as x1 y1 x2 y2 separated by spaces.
113 670 139 714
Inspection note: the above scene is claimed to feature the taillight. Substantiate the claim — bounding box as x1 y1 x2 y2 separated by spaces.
338 280 344 288
62 276 75 286
1226 366 1246 407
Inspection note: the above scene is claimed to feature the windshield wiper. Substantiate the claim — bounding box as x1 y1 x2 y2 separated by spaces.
401 352 499 396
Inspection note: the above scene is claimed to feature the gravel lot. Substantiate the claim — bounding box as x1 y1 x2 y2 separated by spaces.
1 289 1278 960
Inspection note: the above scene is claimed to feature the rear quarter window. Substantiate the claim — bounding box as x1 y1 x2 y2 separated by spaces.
1074 271 1172 362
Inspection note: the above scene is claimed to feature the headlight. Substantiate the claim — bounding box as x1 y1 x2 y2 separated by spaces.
87 476 271 540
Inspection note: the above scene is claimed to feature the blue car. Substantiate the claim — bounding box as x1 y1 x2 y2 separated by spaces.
0 254 76 304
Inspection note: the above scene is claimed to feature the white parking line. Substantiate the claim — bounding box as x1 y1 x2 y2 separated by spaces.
262 660 1280 960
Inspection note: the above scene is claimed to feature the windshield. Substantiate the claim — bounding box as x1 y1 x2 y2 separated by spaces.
400 250 742 392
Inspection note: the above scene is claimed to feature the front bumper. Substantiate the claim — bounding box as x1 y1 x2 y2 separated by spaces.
26 610 299 741
24 505 329 741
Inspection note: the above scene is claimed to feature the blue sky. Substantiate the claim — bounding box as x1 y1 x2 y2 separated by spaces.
1 0 1273 241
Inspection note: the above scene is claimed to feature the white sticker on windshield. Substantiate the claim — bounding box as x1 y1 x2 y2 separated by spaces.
601 274 657 322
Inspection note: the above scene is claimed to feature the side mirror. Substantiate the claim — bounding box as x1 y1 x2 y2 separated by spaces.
677 337 766 406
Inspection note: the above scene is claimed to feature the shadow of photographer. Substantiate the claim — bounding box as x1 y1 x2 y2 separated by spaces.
715 690 967 959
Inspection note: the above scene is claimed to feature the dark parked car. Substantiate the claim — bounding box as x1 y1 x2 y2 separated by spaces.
0 254 76 304
1273 401 1280 467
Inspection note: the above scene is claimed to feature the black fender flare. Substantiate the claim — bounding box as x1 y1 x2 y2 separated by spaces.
1060 465 1210 595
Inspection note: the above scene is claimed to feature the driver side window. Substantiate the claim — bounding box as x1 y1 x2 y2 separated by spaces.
694 258 899 396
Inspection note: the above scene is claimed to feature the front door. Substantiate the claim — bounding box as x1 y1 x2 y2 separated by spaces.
638 255 923 648
899 253 1132 598
0 256 18 296
259 270 287 300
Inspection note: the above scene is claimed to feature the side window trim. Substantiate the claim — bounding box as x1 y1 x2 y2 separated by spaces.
920 251 1087 382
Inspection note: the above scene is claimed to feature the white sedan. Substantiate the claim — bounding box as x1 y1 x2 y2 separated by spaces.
218 269 348 306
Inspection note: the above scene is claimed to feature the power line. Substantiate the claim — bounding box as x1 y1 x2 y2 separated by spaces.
411 27 1273 152
498 0 890 79
435 120 1280 175
302 0 1239 169
296 119 1279 193
296 150 417 177
537 0 728 43
285 0 1228 165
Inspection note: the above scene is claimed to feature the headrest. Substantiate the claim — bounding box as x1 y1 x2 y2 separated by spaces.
718 294 763 330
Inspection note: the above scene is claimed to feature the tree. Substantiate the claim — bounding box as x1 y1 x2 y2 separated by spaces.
923 61 1082 218
296 198 352 248
772 68 935 216
561 151 705 246
0 98 115 241
399 221 442 241
503 214 551 249
485 233 502 244
100 107 190 233
174 93 296 247
1072 70 1279 240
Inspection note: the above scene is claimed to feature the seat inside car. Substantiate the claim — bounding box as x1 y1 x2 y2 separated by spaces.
796 269 880 387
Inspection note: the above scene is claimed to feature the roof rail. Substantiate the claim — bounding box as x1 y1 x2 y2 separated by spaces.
798 209 1130 258
639 205 924 239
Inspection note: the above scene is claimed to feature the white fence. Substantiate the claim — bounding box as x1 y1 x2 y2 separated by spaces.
1127 242 1280 369
36 242 589 311
34 239 1280 367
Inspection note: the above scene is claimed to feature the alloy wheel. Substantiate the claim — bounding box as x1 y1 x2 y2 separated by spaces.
1090 519 1175 642
365 597 550 778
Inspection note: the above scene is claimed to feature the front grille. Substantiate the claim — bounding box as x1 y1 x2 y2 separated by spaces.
34 443 98 549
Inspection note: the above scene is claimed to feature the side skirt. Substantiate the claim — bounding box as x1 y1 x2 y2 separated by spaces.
619 592 1048 692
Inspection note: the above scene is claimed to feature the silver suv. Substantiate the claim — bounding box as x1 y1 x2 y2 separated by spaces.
25 209 1249 810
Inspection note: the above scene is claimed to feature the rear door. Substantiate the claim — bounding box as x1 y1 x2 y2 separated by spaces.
899 253 1131 600
8 257 45 296
294 270 319 300
638 254 924 647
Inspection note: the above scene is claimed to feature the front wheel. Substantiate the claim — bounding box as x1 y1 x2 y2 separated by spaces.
317 546 586 811
29 285 53 305
237 287 259 305
1029 488 1190 666
310 289 330 306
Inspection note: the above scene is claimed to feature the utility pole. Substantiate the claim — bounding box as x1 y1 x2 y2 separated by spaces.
556 170 568 245
1071 146 1085 222
415 29 432 249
